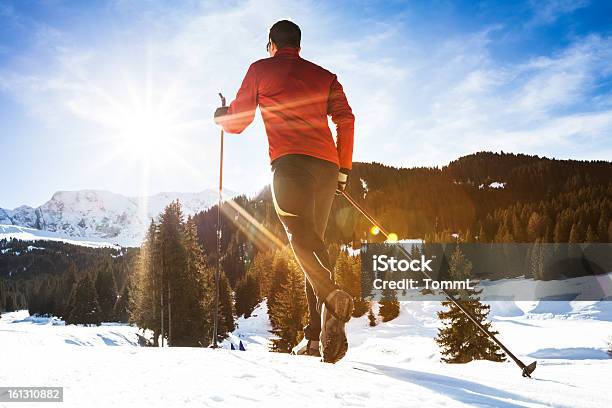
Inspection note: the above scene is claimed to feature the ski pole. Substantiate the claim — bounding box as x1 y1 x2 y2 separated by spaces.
211 92 226 348
340 190 537 378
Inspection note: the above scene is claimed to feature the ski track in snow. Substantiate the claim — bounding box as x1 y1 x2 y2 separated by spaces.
1 301 611 408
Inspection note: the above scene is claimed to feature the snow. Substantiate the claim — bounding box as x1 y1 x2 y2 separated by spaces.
360 177 369 198
0 310 140 347
222 301 274 352
479 181 506 189
0 224 120 249
1 301 611 407
390 273 612 303
529 347 610 360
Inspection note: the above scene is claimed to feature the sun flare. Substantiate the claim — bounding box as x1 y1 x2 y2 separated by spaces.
117 107 172 161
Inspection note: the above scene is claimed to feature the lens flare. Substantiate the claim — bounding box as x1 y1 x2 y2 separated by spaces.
222 197 286 252
386 232 399 243
370 226 380 235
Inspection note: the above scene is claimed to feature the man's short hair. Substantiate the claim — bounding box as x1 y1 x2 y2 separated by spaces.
269 20 301 49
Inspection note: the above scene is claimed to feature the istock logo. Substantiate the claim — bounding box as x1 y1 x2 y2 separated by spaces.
372 254 433 272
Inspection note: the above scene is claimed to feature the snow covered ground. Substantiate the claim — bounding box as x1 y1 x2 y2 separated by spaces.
0 225 121 249
0 310 140 347
1 301 611 408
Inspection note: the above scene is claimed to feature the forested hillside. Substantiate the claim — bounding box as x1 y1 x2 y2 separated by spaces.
2 152 611 345
0 240 135 322
194 152 612 284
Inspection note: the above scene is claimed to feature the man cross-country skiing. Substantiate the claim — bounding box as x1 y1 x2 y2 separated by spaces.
214 20 355 363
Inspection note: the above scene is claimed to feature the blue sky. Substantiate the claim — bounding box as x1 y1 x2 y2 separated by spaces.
1 0 611 209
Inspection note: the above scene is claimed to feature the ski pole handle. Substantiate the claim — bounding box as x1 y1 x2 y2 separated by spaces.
219 93 226 107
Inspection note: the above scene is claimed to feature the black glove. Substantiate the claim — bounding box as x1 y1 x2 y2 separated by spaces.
336 168 350 195
214 106 229 125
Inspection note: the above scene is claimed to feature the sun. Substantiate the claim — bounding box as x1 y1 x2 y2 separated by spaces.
116 106 172 162
72 68 213 201
102 101 192 220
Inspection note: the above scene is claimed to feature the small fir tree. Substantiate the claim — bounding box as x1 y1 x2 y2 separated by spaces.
367 305 377 327
269 259 307 353
436 246 505 363
335 251 368 317
378 271 400 322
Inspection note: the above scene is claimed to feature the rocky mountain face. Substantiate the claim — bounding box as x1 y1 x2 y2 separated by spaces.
0 189 229 247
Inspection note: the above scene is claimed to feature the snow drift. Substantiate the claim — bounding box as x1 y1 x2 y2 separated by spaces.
1 299 611 407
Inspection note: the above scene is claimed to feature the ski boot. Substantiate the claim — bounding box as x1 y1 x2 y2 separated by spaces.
320 289 353 364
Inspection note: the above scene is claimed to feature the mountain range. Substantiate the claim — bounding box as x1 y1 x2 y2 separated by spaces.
0 189 232 247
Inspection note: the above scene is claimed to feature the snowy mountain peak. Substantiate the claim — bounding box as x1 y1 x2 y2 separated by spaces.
1 188 235 247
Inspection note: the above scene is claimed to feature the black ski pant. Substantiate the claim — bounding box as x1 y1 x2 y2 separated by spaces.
271 154 339 341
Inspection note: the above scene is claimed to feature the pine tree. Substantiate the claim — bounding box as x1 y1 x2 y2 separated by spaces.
167 208 221 347
527 211 543 241
247 250 273 296
112 285 129 322
569 221 585 243
95 261 118 322
554 212 572 243
5 292 15 312
129 207 222 347
494 221 513 243
66 274 102 326
543 224 553 243
27 280 43 316
511 213 525 242
596 215 607 243
59 262 78 319
335 251 368 317
47 277 62 317
266 249 290 311
367 305 377 327
234 272 261 318
212 269 235 343
158 201 186 346
378 287 400 322
183 217 215 346
129 220 162 344
221 237 248 287
269 259 307 353
585 225 598 242
463 228 473 243
436 246 505 363
477 224 487 243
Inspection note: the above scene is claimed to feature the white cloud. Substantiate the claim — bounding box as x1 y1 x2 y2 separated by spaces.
528 0 590 27
343 28 612 168
1 0 611 200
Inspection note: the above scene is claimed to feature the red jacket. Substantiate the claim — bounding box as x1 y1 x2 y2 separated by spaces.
221 47 355 170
